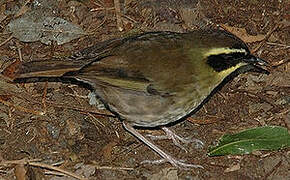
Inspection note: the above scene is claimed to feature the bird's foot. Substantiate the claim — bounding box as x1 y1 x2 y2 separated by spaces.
122 122 204 169
141 158 204 169
147 127 204 153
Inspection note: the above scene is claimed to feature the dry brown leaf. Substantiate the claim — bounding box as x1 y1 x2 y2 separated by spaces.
1 60 22 80
14 164 27 180
224 163 240 173
102 141 118 160
221 24 266 43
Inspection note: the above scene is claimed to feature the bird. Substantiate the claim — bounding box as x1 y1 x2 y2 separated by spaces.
1 29 269 168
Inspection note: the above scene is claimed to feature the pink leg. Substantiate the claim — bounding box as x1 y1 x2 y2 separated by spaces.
122 122 204 169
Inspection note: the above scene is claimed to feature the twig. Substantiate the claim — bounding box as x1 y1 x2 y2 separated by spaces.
45 100 114 116
87 1 109 35
187 116 221 125
29 162 87 180
16 43 23 61
41 82 48 114
0 159 87 180
94 166 133 171
0 159 42 166
252 24 280 53
87 112 106 128
91 7 115 11
271 58 290 68
262 159 282 180
114 0 124 31
234 89 276 108
14 0 33 18
266 42 290 48
4 90 114 117
121 14 138 24
0 36 13 47
0 97 45 116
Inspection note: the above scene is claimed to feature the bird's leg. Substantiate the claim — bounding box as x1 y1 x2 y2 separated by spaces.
146 127 204 153
122 122 203 169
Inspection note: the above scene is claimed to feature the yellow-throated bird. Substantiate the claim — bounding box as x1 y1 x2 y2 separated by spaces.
2 29 269 168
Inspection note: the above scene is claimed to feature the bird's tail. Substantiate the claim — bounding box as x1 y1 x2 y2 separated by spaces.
1 59 84 82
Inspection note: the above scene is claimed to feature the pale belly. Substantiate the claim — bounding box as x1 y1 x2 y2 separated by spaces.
94 84 214 128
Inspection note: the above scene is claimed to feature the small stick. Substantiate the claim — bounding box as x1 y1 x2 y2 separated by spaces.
0 97 45 116
41 82 48 114
252 24 280 53
0 36 13 47
114 0 124 31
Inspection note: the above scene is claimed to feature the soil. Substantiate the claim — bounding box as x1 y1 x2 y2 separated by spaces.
0 0 289 179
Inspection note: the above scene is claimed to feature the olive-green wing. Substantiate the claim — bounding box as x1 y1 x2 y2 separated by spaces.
70 32 196 96
71 55 152 93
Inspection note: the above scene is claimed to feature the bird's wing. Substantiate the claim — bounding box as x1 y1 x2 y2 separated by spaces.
70 55 153 93
69 32 196 96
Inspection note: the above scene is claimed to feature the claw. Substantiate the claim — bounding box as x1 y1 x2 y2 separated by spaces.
123 122 204 169
147 127 204 152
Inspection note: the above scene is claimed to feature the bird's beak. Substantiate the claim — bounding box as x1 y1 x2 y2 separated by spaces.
244 56 270 74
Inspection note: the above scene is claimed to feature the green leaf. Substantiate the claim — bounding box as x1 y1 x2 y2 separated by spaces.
208 126 290 156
